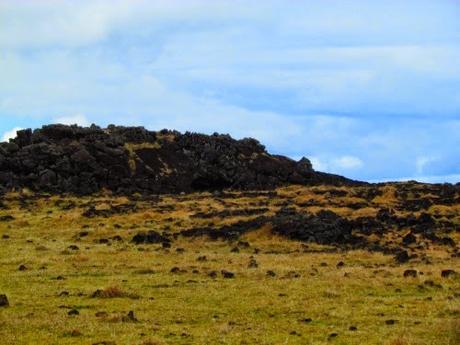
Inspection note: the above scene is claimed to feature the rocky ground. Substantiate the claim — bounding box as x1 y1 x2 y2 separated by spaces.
0 183 459 344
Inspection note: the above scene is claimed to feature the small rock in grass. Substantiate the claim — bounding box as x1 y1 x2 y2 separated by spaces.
266 270 276 277
68 309 79 316
248 258 258 268
403 269 417 277
402 232 416 245
170 267 181 273
336 261 345 268
221 270 235 278
441 269 457 278
395 250 410 263
0 294 9 307
122 310 138 322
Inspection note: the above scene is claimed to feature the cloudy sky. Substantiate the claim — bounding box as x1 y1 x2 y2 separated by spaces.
1 0 459 182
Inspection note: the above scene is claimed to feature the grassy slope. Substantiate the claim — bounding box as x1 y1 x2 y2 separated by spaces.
0 185 459 345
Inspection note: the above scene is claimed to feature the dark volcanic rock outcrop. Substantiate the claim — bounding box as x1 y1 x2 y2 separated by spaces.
0 124 357 194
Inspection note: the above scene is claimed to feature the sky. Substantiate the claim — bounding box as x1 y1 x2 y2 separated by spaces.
0 0 459 183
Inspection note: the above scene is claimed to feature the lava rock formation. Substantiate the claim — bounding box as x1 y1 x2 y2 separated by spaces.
0 124 357 195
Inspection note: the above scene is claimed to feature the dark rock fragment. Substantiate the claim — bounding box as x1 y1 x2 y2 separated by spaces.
395 250 410 264
403 269 417 278
266 270 276 277
208 271 218 279
122 310 138 322
221 270 235 278
68 309 79 316
131 230 169 245
0 294 9 307
402 232 416 246
441 269 457 278
248 259 258 268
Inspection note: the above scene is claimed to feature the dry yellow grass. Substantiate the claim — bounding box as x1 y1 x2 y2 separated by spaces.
0 185 459 344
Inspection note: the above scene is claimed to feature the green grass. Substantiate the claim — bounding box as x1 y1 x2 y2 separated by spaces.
0 186 459 344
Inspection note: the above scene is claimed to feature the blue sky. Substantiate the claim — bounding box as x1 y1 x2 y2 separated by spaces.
0 0 459 182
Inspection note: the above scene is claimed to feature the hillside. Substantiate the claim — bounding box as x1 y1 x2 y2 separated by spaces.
0 125 459 344
0 124 356 195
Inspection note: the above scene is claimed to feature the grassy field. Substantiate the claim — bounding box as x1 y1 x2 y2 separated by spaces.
0 185 459 344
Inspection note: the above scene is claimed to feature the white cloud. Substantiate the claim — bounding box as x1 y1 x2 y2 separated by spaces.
415 156 438 175
333 156 364 170
309 157 328 171
1 127 23 142
53 114 89 126
290 155 363 174
0 0 259 49
373 174 460 184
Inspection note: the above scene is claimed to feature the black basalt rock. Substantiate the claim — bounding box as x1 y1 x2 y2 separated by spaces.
0 124 359 195
131 230 170 245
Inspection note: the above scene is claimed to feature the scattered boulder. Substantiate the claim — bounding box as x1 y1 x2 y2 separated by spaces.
403 269 417 278
122 311 138 322
395 250 410 264
441 269 457 278
0 294 9 307
248 258 258 268
208 271 218 279
131 230 170 245
0 215 14 222
266 270 276 277
221 270 235 278
402 232 416 246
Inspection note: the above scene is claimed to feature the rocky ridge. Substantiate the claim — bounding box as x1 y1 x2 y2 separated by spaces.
0 124 357 195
